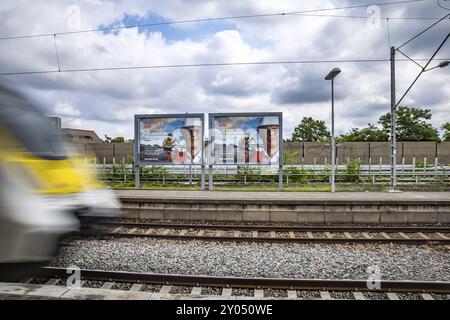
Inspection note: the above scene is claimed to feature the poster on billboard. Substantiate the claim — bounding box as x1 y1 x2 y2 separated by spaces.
134 114 204 165
209 112 282 166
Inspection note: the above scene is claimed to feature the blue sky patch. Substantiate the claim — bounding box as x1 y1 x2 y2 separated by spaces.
99 11 238 42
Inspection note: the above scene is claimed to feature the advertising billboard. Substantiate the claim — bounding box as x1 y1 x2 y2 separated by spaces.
134 114 204 165
209 112 282 165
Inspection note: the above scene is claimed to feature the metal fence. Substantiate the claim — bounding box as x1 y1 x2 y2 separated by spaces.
85 156 450 188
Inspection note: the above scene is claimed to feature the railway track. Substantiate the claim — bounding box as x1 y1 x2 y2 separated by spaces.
76 219 450 245
34 266 449 299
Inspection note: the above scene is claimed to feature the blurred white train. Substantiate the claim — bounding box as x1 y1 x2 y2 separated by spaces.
0 84 121 281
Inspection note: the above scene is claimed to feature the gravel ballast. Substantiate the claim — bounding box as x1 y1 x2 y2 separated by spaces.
50 238 450 281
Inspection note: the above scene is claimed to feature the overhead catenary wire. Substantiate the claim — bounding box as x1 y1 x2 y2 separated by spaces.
396 48 424 68
290 13 440 20
395 31 450 107
1 58 449 76
386 18 392 48
53 34 61 72
0 0 428 40
396 13 450 49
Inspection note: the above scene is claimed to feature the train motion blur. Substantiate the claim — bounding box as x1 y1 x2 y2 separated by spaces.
0 84 120 280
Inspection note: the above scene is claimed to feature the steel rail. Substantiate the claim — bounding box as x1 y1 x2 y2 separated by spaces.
75 230 450 245
40 266 450 293
80 219 450 233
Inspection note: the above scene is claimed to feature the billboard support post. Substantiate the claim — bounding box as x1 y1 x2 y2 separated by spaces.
278 112 283 191
208 165 214 191
278 165 283 191
200 164 205 191
189 165 192 185
134 165 140 189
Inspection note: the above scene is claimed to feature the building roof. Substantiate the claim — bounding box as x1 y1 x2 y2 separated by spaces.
62 128 103 144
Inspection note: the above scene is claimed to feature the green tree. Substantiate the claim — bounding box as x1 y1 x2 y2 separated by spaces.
378 106 440 141
290 117 330 142
442 122 450 141
338 124 388 142
110 136 125 143
104 135 125 143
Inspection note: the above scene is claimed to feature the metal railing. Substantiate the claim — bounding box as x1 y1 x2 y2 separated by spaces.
84 156 450 189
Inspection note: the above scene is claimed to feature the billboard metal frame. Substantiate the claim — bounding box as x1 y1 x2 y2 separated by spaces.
208 112 283 166
134 113 206 190
208 112 283 190
134 113 205 166
133 112 283 191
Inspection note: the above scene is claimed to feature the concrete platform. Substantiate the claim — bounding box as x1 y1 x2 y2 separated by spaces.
115 190 450 224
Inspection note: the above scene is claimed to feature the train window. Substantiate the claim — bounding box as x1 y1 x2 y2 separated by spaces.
0 86 67 160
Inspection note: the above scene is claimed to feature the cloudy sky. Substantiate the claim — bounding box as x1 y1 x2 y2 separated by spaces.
0 0 449 140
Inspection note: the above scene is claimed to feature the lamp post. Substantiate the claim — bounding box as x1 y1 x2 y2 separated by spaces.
325 67 341 193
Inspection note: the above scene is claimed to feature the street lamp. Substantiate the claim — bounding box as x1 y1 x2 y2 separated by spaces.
325 67 341 193
423 60 450 72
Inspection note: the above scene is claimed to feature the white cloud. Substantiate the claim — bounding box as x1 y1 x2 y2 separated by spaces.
0 0 449 140
54 102 81 116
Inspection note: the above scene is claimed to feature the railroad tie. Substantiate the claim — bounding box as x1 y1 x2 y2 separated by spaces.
398 232 409 239
179 229 188 236
353 292 366 300
288 231 295 239
287 290 297 299
144 228 153 235
344 232 353 239
191 287 202 295
222 288 232 297
112 227 122 233
421 293 434 300
130 284 143 292
45 279 59 286
362 232 372 239
20 278 33 284
325 232 333 239
320 291 332 300
436 233 448 240
128 228 138 234
254 289 264 299
306 232 314 239
417 232 429 240
197 230 205 237
101 282 114 290
380 232 391 239
387 292 400 300
158 285 172 296
252 231 258 238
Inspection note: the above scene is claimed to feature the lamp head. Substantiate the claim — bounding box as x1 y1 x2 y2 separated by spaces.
438 60 449 68
325 67 341 80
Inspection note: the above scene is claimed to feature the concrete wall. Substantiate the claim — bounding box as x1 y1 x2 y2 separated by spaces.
82 142 450 165
85 143 134 164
